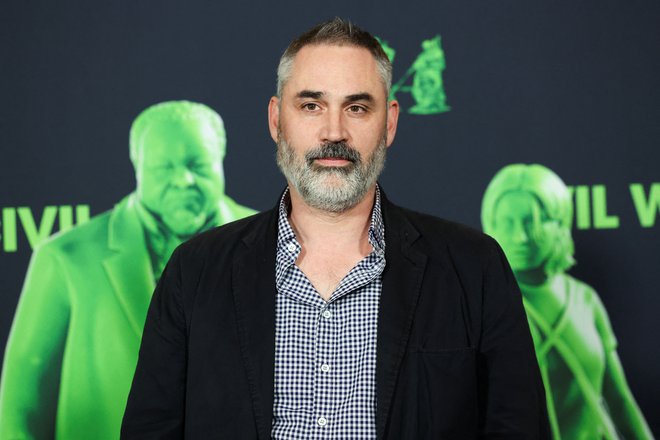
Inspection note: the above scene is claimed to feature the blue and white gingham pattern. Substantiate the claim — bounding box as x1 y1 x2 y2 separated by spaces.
271 187 385 439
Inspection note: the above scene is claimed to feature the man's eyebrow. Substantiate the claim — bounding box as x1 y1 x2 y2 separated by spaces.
345 93 374 103
296 90 324 99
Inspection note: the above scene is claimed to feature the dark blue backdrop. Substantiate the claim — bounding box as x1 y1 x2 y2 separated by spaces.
1 0 658 434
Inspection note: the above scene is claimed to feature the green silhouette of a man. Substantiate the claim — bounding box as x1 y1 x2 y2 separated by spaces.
0 101 256 439
481 164 653 440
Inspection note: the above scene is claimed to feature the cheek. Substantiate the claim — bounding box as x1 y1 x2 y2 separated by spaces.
489 221 511 245
537 222 559 248
140 175 167 197
536 234 556 260
496 238 517 258
281 114 325 146
195 176 223 199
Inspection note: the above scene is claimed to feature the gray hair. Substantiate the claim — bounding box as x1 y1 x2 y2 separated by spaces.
276 18 392 98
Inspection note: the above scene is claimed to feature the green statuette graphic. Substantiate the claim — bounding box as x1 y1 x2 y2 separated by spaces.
0 101 256 439
481 164 654 440
378 35 450 115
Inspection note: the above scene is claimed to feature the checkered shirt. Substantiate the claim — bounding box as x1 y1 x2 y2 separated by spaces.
271 188 386 439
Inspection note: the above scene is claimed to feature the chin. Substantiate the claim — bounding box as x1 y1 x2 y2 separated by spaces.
508 259 534 272
164 213 205 236
316 172 350 185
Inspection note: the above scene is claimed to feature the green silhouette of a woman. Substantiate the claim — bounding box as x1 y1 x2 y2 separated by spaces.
481 164 653 440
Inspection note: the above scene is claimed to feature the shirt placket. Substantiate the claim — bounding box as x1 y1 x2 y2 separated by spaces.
273 186 385 438
313 298 337 438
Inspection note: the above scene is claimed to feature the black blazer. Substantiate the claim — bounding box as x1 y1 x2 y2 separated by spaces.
122 193 550 439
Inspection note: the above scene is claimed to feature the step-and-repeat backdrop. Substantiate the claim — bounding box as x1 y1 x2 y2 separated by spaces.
1 1 658 438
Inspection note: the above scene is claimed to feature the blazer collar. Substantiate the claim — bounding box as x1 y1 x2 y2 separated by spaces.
376 191 428 438
103 193 155 338
231 206 279 439
230 189 428 439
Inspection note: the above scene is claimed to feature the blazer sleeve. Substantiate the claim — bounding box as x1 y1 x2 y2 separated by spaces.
477 238 551 439
121 247 188 439
0 244 70 439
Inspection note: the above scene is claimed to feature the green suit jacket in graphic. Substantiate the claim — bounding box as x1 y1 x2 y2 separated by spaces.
0 193 256 440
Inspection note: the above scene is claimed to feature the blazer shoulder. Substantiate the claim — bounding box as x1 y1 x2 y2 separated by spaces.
176 209 273 262
36 209 113 257
396 205 499 258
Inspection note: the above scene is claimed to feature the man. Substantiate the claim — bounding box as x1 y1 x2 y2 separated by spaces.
122 20 550 438
0 101 255 439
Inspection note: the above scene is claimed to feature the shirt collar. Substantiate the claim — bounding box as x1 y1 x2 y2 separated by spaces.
275 185 386 290
276 185 385 254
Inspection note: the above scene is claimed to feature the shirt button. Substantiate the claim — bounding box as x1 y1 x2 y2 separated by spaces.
286 243 296 252
322 310 332 319
317 416 327 426
320 363 330 372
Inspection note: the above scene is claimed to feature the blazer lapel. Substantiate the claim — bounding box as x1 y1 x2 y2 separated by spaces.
103 195 155 338
231 208 279 440
376 196 428 439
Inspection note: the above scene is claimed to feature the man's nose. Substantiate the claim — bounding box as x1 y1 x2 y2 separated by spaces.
320 108 349 143
510 221 530 243
170 166 195 188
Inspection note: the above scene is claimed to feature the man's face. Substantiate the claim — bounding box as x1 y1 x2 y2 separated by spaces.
134 118 225 236
491 191 555 273
268 44 399 212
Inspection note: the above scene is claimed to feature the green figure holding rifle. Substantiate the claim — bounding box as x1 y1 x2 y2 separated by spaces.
379 34 450 115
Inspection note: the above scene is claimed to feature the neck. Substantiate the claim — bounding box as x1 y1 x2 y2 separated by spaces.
137 199 213 242
515 266 550 286
287 185 376 252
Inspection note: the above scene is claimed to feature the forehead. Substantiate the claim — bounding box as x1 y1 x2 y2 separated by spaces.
138 119 222 159
284 44 385 99
140 118 220 145
495 191 540 215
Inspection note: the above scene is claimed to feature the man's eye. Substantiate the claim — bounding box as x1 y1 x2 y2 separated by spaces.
347 105 366 113
191 162 211 172
149 164 173 172
302 103 319 111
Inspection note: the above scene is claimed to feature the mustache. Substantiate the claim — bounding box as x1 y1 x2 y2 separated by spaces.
305 142 361 164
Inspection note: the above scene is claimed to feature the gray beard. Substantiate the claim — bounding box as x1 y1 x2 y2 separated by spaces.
276 131 387 213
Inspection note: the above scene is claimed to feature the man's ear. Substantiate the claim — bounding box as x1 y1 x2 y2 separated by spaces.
268 96 280 143
386 99 400 147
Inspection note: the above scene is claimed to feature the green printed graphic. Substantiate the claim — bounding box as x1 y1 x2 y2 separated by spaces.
568 183 660 230
1 205 89 252
57 205 90 231
379 34 450 115
0 101 256 440
572 185 592 230
17 206 58 249
2 208 18 252
481 164 653 440
630 183 660 227
592 186 620 229
569 185 620 230
375 36 396 63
